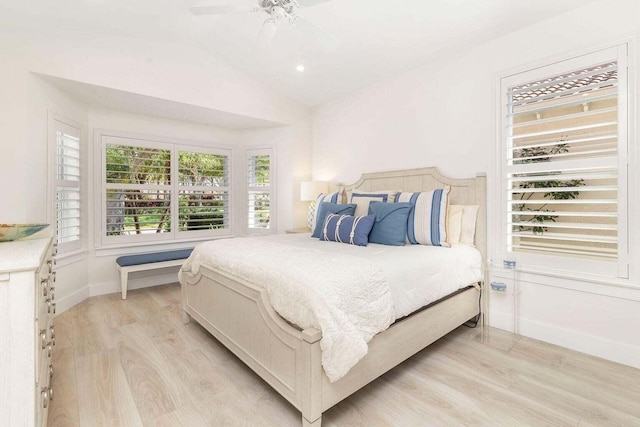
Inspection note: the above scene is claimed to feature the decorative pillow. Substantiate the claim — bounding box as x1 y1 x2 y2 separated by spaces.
319 214 375 246
308 189 347 229
447 205 479 246
394 188 450 247
350 190 399 217
311 202 357 238
447 205 464 244
459 205 480 246
367 201 413 246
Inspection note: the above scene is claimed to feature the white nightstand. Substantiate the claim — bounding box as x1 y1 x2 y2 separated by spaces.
485 262 521 350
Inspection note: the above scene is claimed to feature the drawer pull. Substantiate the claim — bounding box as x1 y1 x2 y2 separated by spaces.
40 329 47 350
46 299 52 314
41 388 49 408
52 302 57 315
48 385 54 402
41 278 49 297
49 364 54 380
52 271 57 283
50 325 56 346
50 287 56 301
47 260 53 274
47 343 52 358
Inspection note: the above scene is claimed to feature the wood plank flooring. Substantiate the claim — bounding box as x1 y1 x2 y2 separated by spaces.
48 283 640 426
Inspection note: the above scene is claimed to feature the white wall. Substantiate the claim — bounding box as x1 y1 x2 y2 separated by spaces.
25 73 90 308
0 25 312 311
311 0 640 368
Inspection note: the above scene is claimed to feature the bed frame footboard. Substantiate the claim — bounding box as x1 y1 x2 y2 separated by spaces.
182 266 480 427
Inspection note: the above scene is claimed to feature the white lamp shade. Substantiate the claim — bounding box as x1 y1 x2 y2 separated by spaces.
300 181 329 201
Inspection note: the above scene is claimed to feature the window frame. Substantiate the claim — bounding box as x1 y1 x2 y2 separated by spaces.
96 130 233 248
497 44 630 280
245 147 276 235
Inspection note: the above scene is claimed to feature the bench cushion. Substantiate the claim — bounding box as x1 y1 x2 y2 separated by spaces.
116 249 193 267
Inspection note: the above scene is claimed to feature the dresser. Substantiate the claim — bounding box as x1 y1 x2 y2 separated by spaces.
0 236 57 426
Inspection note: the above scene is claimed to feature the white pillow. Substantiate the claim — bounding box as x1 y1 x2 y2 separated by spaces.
460 205 479 245
447 204 479 246
447 205 464 244
350 190 399 217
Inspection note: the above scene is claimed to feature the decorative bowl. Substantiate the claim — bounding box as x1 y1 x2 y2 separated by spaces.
0 224 50 242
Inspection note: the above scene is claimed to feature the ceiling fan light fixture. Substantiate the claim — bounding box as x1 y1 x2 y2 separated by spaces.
191 0 338 53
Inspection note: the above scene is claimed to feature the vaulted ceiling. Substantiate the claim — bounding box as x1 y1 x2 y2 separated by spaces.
1 0 597 106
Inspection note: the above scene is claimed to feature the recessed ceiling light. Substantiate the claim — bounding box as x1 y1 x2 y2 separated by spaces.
296 64 305 72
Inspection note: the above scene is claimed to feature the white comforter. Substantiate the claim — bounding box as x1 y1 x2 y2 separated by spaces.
179 238 396 382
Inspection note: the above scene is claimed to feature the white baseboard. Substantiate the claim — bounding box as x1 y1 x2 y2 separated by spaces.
490 311 640 370
54 285 90 315
54 273 179 315
90 272 179 297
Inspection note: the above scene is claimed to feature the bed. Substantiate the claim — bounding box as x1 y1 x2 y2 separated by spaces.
179 167 487 426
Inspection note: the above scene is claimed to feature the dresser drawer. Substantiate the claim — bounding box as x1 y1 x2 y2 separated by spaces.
0 236 55 426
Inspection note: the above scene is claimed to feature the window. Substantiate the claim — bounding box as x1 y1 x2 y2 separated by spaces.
52 118 82 252
500 45 629 278
246 148 274 234
178 150 230 232
100 133 231 245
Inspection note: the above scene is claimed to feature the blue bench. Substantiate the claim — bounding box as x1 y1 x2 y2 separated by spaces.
116 249 193 299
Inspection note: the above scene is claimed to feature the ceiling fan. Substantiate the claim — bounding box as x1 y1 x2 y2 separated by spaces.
189 0 339 53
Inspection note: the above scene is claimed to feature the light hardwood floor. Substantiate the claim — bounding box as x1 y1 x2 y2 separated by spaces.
48 283 640 427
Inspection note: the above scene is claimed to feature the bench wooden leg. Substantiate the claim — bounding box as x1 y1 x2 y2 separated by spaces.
120 269 128 299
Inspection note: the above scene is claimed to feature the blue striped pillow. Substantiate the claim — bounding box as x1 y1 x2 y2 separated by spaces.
350 190 398 217
394 188 450 247
311 202 357 238
309 190 346 229
320 214 375 246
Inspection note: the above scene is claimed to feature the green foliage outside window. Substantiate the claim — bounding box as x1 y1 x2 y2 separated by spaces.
512 139 584 235
106 145 227 236
248 155 271 228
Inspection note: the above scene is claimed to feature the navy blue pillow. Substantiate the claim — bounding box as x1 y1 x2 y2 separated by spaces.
368 201 413 246
312 202 357 238
319 214 375 246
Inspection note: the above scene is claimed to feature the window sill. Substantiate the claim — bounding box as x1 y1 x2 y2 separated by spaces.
94 235 233 257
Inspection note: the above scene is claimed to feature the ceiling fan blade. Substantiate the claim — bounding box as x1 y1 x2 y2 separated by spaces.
296 0 333 7
292 15 339 50
254 19 279 55
189 3 259 16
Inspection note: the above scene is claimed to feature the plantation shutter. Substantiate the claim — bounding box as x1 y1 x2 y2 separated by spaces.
104 143 172 236
55 125 81 251
503 46 627 274
178 149 230 233
246 149 273 233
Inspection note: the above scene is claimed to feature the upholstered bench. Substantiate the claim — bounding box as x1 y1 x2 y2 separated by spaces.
116 249 193 299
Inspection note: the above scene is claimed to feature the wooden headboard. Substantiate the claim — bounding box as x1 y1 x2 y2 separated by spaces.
343 167 487 262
